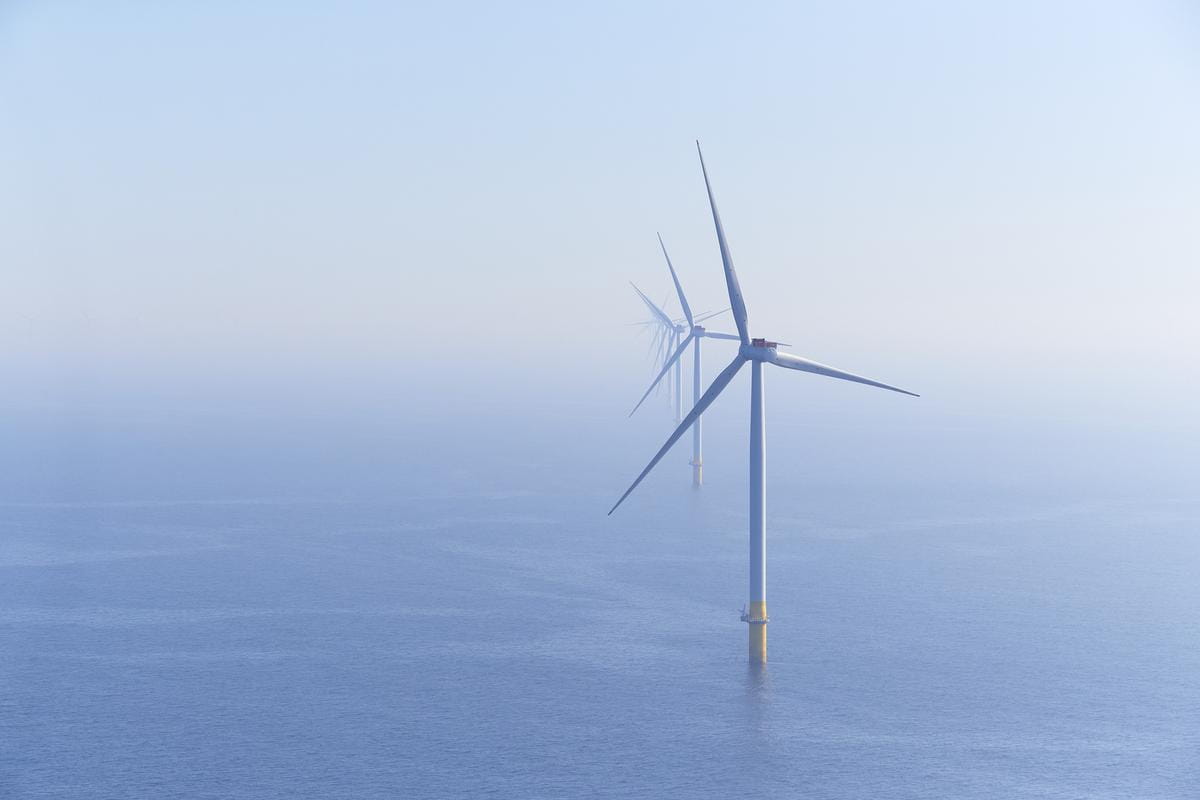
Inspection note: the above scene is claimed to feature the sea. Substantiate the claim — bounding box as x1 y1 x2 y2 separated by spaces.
2 407 1198 798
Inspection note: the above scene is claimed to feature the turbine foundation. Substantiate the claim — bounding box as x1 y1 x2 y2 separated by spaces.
742 601 768 663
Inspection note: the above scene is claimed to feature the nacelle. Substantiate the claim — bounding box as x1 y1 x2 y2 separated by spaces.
740 340 779 361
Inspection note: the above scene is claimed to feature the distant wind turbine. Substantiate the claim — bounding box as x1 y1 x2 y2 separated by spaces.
610 143 918 663
630 283 680 417
629 282 727 425
629 234 739 486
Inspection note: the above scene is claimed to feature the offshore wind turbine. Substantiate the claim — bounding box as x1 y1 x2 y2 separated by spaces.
629 234 740 486
610 143 918 663
630 294 667 407
630 283 728 425
630 283 681 420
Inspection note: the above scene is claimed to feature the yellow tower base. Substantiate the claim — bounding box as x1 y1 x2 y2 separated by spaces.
747 601 767 663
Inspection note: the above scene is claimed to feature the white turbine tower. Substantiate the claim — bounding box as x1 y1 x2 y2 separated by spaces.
610 143 918 664
629 234 740 486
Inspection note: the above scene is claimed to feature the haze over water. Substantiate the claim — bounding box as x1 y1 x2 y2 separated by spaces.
4 403 1199 798
3 1 1200 797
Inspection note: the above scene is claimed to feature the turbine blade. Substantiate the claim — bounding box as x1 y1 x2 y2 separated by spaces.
697 142 750 346
663 331 676 398
628 333 696 417
631 282 674 329
658 233 693 328
769 350 919 397
703 331 741 341
610 355 746 514
651 327 667 372
693 307 730 323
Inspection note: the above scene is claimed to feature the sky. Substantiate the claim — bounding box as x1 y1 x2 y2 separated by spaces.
2 1 1199 500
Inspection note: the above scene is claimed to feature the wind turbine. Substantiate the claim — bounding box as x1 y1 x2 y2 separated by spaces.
610 143 918 663
629 287 676 412
633 284 682 420
629 234 740 486
630 283 727 425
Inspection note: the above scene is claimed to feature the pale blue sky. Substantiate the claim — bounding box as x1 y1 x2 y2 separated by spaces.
2 1 1199 438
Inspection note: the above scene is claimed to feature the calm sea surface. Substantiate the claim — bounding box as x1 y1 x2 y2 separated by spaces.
3 438 1198 798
